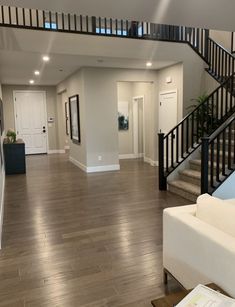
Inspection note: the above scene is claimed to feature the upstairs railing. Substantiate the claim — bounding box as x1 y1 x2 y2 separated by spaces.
0 5 208 60
201 115 235 194
207 38 235 81
159 74 235 190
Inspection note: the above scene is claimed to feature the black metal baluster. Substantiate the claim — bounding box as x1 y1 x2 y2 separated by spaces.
228 124 232 170
16 7 19 25
176 127 179 163
115 19 118 35
210 140 214 188
221 87 224 119
80 15 83 32
216 90 219 122
86 15 89 32
222 130 226 176
49 11 52 29
171 132 174 168
110 18 112 35
186 117 189 152
191 112 194 148
181 122 184 158
201 137 209 194
23 8 25 26
216 135 220 182
36 9 39 27
8 6 11 24
166 135 169 173
68 13 71 31
74 14 77 31
121 19 123 36
1 6 4 24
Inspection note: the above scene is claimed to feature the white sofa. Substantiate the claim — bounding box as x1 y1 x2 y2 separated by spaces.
163 194 235 297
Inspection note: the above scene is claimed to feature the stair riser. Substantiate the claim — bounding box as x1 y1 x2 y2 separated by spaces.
168 185 198 202
189 162 222 172
179 173 201 186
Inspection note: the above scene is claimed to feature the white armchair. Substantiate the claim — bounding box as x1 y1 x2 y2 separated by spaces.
163 195 235 297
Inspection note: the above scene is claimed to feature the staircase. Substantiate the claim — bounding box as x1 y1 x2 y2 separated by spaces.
168 126 235 201
159 37 235 201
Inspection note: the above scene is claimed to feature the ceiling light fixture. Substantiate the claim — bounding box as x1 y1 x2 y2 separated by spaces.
146 62 153 67
29 80 35 84
42 55 50 62
34 70 40 75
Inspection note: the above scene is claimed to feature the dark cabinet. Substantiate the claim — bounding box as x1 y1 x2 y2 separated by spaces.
3 140 26 175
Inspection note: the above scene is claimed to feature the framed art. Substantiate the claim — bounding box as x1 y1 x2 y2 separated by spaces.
118 101 129 130
231 32 235 54
69 95 80 144
65 102 69 136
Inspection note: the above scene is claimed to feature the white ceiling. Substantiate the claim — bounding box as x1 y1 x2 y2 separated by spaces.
1 0 235 32
0 28 181 85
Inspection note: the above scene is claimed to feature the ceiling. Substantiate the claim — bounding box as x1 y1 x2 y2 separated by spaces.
1 0 235 32
0 27 186 85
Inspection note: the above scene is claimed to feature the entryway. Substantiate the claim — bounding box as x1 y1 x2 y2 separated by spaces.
133 96 145 158
14 91 48 154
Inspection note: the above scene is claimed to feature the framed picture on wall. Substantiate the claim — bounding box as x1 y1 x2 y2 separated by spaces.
118 101 129 130
69 95 81 144
65 102 69 136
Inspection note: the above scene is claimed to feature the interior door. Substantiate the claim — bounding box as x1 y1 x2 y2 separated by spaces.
14 91 48 155
159 90 178 134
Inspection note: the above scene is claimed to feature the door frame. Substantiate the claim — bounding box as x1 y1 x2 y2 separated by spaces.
13 90 49 154
158 89 178 133
132 95 145 159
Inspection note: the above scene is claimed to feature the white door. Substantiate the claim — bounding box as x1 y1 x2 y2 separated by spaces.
14 91 48 155
159 90 178 134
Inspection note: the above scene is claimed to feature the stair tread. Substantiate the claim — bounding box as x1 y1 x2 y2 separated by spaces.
168 180 200 196
179 169 201 179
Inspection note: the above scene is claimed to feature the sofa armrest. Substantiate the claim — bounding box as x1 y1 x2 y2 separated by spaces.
163 205 235 297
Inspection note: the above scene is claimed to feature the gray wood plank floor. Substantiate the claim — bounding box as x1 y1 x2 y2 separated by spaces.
1 155 190 306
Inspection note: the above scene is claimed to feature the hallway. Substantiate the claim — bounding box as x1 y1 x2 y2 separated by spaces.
1 155 189 306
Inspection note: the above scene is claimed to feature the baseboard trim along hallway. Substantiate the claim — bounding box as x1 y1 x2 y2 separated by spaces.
69 156 120 173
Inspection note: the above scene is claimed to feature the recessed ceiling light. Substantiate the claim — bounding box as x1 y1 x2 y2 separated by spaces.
34 70 40 75
42 55 50 62
29 80 35 84
146 62 153 67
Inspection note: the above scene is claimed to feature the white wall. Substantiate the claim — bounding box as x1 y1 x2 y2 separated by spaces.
213 173 235 200
57 69 87 168
210 30 232 52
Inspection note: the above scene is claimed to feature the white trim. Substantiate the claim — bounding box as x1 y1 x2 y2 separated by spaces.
64 145 70 150
87 164 120 173
48 149 66 154
0 170 5 249
13 90 49 154
69 156 87 172
119 153 144 159
69 156 120 173
144 156 158 167
132 95 145 158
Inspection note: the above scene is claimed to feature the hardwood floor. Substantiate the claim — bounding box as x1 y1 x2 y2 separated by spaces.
1 155 190 306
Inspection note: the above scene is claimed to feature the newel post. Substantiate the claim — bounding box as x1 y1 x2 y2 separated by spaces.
201 137 210 194
158 133 167 190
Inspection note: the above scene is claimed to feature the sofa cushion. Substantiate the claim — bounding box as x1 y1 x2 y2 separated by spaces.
196 194 235 237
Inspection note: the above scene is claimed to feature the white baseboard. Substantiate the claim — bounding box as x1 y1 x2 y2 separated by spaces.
48 149 66 154
119 153 144 159
64 145 70 150
69 156 87 172
144 157 158 167
0 170 5 249
69 156 120 173
87 164 120 173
